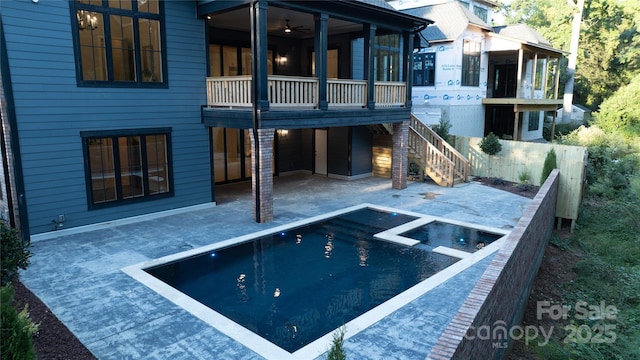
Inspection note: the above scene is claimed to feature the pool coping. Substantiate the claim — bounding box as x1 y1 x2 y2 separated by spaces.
122 203 510 360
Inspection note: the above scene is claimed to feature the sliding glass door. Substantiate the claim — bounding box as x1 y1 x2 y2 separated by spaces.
212 128 252 183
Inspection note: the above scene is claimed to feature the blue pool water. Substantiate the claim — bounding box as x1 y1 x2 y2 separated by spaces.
145 208 459 352
402 221 503 252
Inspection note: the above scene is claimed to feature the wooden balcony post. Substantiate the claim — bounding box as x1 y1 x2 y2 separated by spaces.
364 23 377 110
531 52 538 99
403 30 414 108
250 0 269 112
516 48 524 99
314 13 328 110
514 48 524 140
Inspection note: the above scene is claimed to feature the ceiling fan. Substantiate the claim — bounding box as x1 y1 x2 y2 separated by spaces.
283 19 307 33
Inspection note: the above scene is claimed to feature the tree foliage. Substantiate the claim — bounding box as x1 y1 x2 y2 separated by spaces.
501 0 573 50
326 326 346 360
593 74 640 137
500 0 640 109
0 285 38 360
431 117 452 143
541 148 557 184
1 223 31 286
479 132 502 155
574 0 639 107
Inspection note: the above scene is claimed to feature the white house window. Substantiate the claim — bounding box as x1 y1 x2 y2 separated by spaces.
473 6 488 23
461 40 481 86
535 59 545 90
528 112 540 131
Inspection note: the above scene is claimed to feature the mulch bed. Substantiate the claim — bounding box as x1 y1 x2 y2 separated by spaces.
8 176 538 359
471 176 539 199
11 279 97 360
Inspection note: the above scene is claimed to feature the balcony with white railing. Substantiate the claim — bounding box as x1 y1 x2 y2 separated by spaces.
206 76 406 110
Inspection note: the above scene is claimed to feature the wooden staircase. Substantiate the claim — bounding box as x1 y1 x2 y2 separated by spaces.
408 114 469 187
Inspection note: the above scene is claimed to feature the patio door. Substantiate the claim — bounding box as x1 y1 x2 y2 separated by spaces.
211 128 252 183
314 129 327 175
493 64 517 98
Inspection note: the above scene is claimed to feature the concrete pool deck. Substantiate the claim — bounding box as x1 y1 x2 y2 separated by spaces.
21 175 532 359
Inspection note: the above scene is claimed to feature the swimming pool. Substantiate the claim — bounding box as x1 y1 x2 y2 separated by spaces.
123 204 508 359
401 221 503 253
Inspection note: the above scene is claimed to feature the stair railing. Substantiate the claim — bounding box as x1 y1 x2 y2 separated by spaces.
409 114 469 183
408 128 455 186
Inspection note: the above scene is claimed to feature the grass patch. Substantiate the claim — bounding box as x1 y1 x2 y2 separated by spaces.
513 131 640 359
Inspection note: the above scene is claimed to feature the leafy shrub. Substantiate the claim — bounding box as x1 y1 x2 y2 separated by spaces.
540 148 557 184
490 177 506 186
0 285 38 360
518 170 531 184
544 122 583 142
326 326 346 360
479 132 502 155
431 117 452 143
583 144 639 198
1 223 31 286
517 170 535 191
593 74 640 137
561 125 608 147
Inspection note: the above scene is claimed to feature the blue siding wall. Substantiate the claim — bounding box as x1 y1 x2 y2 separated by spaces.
351 38 365 80
352 126 373 175
2 0 211 235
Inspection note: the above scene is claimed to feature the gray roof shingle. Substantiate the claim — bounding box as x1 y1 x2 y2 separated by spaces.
492 24 553 47
404 2 491 42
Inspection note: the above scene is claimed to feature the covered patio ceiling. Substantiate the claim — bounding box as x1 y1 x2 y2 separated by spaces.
206 5 362 39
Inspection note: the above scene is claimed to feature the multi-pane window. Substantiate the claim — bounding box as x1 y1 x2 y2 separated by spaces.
461 40 481 86
473 6 488 23
528 112 540 131
534 59 545 90
82 129 172 208
374 34 401 81
413 53 435 86
208 44 273 76
72 0 165 86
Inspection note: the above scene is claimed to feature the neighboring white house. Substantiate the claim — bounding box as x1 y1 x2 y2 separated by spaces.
392 0 565 141
555 104 592 124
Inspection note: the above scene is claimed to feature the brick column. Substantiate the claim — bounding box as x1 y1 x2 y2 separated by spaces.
249 129 274 223
392 121 409 189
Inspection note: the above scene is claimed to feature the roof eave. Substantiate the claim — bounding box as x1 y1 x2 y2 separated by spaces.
487 32 566 57
336 0 433 29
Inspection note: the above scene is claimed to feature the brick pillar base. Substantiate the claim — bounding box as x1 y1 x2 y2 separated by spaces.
392 121 408 190
249 129 275 223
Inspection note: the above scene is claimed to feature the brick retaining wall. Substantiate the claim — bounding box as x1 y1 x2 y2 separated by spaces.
428 169 560 359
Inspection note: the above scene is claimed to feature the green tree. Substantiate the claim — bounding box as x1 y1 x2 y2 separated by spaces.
432 117 452 143
593 74 640 137
574 0 638 108
541 148 558 184
501 0 573 54
479 132 502 155
500 0 640 109
326 326 346 360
